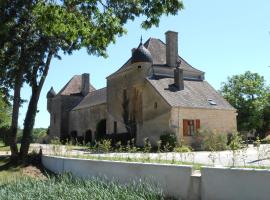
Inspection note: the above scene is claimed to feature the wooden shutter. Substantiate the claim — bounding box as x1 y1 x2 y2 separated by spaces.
195 119 200 131
183 119 189 136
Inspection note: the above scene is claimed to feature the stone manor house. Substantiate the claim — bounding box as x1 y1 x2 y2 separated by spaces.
47 31 237 146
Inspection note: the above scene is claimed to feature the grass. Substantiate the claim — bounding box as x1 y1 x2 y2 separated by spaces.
0 156 166 200
0 141 21 152
0 174 165 200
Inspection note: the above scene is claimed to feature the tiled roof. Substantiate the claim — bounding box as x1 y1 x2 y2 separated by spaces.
147 77 235 110
108 38 203 78
58 75 95 96
72 87 107 110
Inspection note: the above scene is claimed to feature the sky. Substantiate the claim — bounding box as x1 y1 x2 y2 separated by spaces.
19 0 270 128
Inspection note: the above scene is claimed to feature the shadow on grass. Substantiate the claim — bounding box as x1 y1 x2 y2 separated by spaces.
0 153 54 179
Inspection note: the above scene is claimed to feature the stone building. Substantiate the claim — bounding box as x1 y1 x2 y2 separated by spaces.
47 31 237 145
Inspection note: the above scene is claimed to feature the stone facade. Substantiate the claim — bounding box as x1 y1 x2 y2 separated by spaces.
47 30 237 145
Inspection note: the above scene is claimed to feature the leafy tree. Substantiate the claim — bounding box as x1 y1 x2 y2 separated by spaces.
0 0 184 160
0 91 11 128
220 71 270 137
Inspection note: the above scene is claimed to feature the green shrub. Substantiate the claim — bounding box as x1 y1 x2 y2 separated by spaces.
94 139 112 153
200 129 228 151
143 138 152 153
253 136 261 147
50 137 61 145
228 132 243 150
160 131 177 151
173 145 192 153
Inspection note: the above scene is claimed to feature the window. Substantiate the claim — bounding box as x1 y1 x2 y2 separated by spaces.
138 65 142 69
208 99 217 105
183 119 200 136
113 121 117 134
154 102 158 109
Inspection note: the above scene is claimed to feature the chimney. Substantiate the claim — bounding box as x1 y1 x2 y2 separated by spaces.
81 73 89 96
174 65 184 91
165 31 178 67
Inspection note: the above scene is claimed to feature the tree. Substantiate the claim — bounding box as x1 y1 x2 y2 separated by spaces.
220 71 270 137
0 90 11 128
0 0 184 160
0 90 11 145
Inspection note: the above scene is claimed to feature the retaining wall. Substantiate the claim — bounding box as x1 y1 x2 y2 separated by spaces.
201 167 270 200
42 155 270 200
42 155 197 200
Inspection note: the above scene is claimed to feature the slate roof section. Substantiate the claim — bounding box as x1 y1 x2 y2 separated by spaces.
72 87 107 110
107 37 203 78
58 75 95 96
147 77 235 110
47 87 56 98
131 43 153 64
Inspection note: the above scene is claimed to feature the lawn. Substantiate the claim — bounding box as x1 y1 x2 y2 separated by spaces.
0 156 165 200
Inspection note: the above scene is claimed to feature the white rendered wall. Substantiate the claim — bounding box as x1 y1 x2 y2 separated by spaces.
42 155 194 200
201 167 270 200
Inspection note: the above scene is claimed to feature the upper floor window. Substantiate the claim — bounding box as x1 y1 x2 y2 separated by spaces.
154 102 158 109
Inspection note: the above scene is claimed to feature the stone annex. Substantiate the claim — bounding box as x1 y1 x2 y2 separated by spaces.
47 30 237 146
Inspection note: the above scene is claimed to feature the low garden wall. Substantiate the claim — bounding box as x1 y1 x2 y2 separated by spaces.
42 155 197 200
42 155 270 200
201 167 270 200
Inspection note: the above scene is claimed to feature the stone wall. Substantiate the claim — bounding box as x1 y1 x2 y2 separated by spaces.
69 103 107 140
48 95 83 139
137 81 171 146
106 62 152 137
170 107 237 144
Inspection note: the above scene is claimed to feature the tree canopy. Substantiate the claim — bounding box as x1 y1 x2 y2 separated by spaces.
220 71 270 136
0 90 11 128
0 0 184 159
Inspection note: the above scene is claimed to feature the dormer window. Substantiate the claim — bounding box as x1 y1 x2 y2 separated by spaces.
208 99 217 105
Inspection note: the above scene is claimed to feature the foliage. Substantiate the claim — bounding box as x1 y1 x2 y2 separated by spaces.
173 145 192 153
96 139 112 153
0 0 184 159
0 91 11 128
200 129 228 151
253 136 261 147
160 131 177 151
228 132 243 151
220 71 270 135
143 138 152 153
50 137 61 145
0 174 164 200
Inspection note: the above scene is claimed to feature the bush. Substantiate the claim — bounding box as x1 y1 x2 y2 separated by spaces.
50 137 61 145
253 136 261 147
173 145 192 153
200 129 228 151
160 131 177 151
228 132 243 150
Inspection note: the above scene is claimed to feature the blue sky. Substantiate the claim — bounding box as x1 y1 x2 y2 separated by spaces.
19 0 270 128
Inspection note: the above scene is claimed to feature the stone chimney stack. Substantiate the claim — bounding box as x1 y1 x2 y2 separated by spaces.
81 73 89 96
174 63 184 90
166 31 178 67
